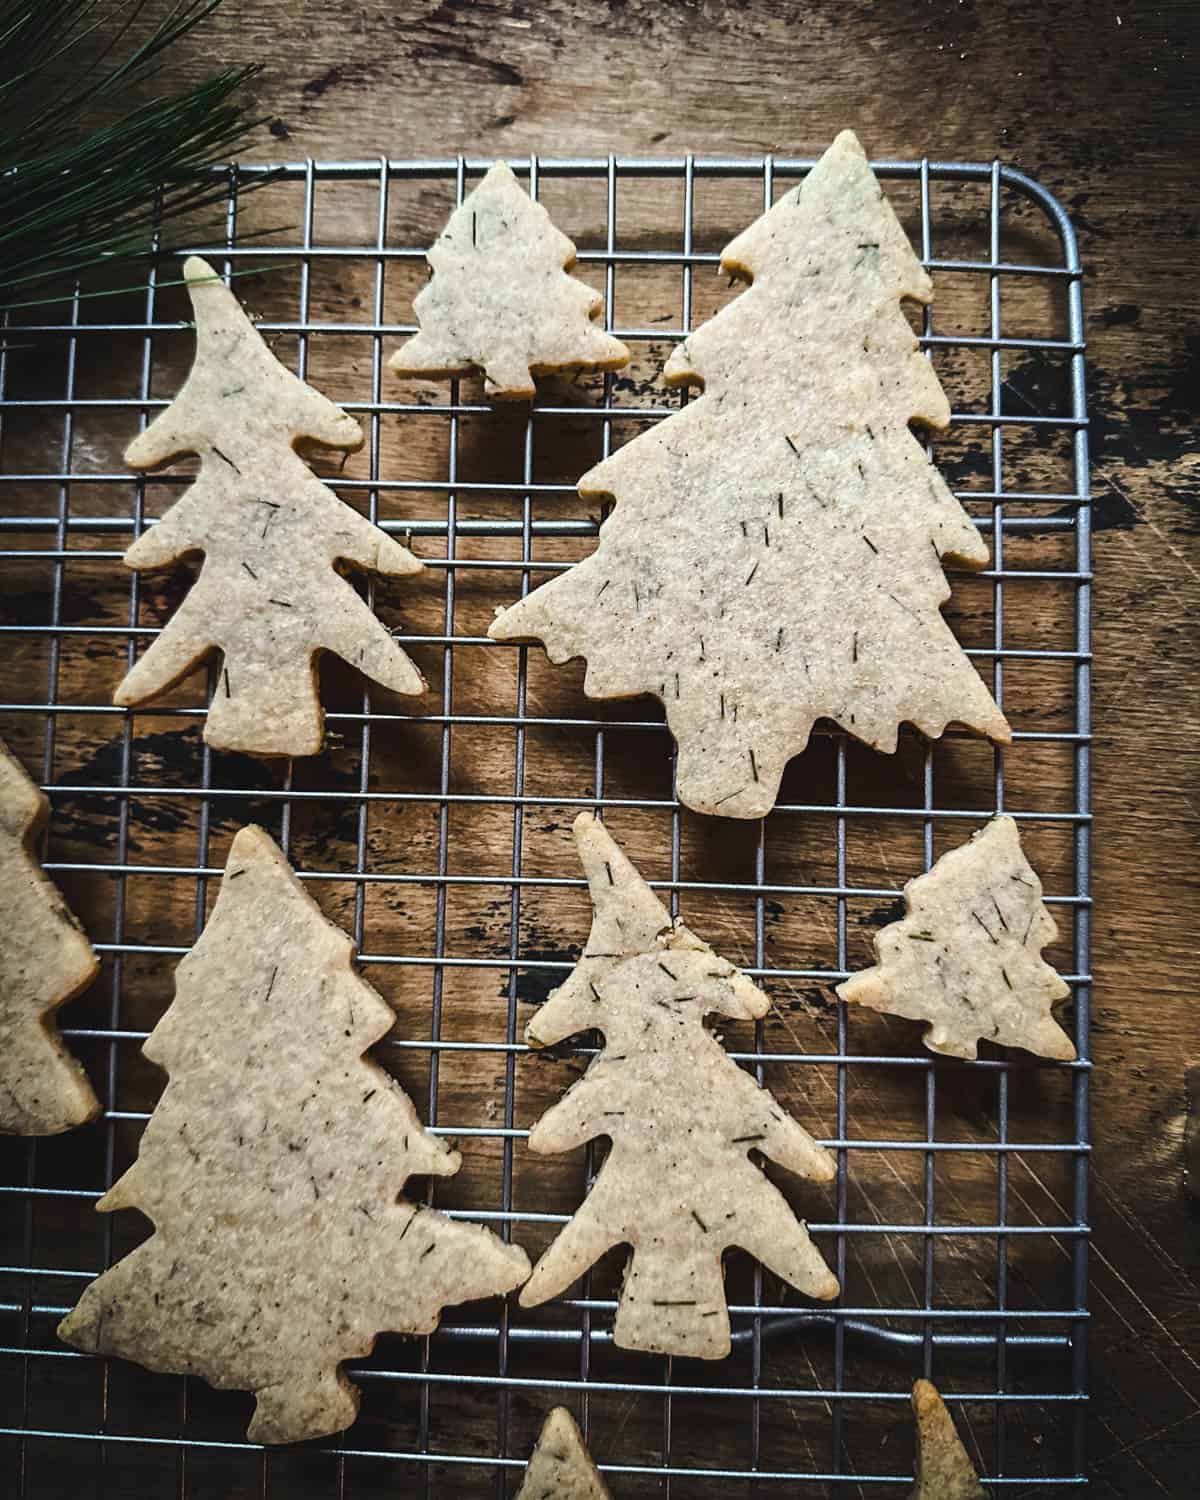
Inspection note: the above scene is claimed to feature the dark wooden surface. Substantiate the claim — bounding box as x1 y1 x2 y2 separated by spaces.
2 3 1198 1497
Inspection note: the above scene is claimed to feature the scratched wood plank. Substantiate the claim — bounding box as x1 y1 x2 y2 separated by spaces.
2 3 1198 1497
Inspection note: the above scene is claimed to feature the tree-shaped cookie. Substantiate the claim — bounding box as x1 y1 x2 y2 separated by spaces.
519 813 838 1359
0 740 99 1135
838 816 1075 1062
516 1407 612 1500
908 1380 986 1500
115 256 425 757
490 131 1010 817
389 160 629 400
58 824 530 1444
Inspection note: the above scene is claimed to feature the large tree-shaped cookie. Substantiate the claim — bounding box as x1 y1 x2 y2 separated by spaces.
58 825 530 1444
0 740 99 1134
516 1407 612 1500
519 813 838 1359
389 160 629 400
490 131 1010 817
116 256 425 757
908 1380 986 1500
838 816 1075 1062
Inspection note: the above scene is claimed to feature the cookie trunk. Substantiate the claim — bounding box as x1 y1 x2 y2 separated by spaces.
248 1367 360 1445
613 1240 732 1359
203 652 323 757
673 728 788 821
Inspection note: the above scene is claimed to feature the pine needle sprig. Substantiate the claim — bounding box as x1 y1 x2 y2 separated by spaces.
0 0 266 308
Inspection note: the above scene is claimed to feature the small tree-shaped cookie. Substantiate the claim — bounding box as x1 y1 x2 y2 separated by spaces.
519 813 838 1359
839 816 1075 1062
490 131 1009 817
0 740 99 1135
58 824 530 1444
908 1380 986 1500
116 256 425 757
516 1407 612 1500
389 161 629 400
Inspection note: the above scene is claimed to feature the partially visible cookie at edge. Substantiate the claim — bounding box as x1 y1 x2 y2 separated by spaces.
0 739 99 1135
908 1380 986 1500
515 1407 612 1500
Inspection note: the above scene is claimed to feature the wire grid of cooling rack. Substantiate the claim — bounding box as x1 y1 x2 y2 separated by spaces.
0 154 1091 1495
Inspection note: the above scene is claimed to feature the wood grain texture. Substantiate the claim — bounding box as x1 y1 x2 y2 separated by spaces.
1 2 1197 1496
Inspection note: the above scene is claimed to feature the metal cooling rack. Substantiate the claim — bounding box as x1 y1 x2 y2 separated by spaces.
0 154 1091 1494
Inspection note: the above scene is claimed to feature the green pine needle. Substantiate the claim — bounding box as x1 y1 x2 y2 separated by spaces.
0 0 266 308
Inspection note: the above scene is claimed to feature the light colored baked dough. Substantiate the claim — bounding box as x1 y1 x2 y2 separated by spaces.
489 130 1009 817
115 256 425 757
839 815 1075 1062
389 160 629 400
520 812 838 1359
0 739 99 1135
516 1407 612 1500
58 824 530 1444
908 1380 986 1499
